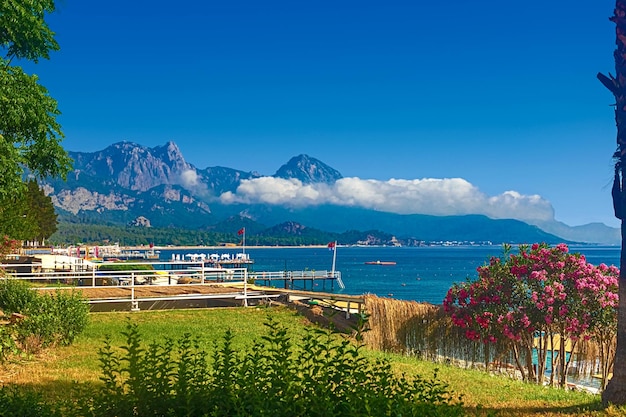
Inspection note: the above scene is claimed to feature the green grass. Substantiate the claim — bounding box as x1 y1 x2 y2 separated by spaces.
2 306 625 416
380 353 605 416
6 306 313 386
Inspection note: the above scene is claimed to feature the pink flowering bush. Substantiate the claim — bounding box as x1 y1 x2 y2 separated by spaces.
576 262 619 390
443 243 619 387
444 253 519 345
0 235 20 258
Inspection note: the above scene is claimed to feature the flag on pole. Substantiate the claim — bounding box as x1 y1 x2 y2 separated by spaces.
238 227 246 255
329 241 337 276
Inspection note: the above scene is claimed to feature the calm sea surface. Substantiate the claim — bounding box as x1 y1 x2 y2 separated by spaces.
159 245 621 305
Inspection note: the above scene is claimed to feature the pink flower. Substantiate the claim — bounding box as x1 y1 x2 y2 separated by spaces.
555 243 569 253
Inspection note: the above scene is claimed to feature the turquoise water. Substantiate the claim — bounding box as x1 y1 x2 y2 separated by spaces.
160 245 621 304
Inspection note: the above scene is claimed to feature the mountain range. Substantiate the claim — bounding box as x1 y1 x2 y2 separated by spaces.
39 141 620 245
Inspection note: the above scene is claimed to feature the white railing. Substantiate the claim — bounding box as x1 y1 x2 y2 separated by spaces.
0 260 250 287
250 270 344 288
0 259 347 311
0 259 344 291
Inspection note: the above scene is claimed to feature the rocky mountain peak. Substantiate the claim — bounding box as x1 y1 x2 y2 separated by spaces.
274 154 343 184
152 141 187 168
71 141 194 192
40 140 613 244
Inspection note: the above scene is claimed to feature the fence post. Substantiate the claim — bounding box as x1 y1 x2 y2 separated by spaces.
131 272 140 311
243 269 248 307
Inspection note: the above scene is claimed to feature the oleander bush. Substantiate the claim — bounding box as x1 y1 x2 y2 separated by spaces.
59 317 464 417
444 243 619 389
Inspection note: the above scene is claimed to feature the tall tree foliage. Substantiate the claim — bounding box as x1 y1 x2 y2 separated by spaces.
0 188 33 240
0 0 72 230
598 0 626 406
0 180 56 244
23 179 57 242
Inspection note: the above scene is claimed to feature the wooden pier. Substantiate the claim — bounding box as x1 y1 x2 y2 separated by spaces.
250 270 345 291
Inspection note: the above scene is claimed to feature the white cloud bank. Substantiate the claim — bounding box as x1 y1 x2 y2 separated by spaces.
219 176 555 223
178 169 210 197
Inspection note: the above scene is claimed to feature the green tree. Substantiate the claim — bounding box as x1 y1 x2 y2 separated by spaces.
23 179 57 243
0 0 72 211
0 191 34 241
0 179 58 244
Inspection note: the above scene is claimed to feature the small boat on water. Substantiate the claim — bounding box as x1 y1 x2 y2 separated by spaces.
364 260 396 266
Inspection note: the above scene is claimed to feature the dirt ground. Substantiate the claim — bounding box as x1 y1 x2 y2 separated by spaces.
57 283 244 299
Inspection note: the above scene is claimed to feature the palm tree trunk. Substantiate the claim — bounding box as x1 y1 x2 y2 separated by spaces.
600 1 626 405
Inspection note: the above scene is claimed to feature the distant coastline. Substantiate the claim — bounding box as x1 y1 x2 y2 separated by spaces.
124 243 501 251
135 245 332 250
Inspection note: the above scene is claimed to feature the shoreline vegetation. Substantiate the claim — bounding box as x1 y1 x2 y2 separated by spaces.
48 281 608 397
11 243 618 402
0 307 609 416
0 249 619 415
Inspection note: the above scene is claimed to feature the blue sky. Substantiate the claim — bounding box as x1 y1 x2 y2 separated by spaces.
23 0 621 227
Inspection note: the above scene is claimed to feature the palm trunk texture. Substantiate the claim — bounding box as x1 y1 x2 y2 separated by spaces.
599 0 626 406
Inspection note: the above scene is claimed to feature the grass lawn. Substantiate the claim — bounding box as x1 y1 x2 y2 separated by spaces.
1 305 625 416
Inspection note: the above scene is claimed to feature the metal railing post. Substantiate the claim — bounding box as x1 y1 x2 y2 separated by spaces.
131 272 139 311
243 269 248 307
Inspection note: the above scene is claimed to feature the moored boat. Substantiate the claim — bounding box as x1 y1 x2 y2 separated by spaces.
364 260 396 266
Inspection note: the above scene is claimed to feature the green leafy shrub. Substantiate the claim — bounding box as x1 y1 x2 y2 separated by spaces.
0 279 89 354
0 325 18 362
0 278 38 314
66 317 464 417
0 386 61 417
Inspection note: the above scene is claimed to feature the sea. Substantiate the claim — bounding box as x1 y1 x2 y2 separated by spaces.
157 245 621 305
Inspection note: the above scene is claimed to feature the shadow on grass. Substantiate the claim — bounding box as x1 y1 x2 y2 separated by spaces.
8 380 100 402
5 379 613 417
464 399 608 416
